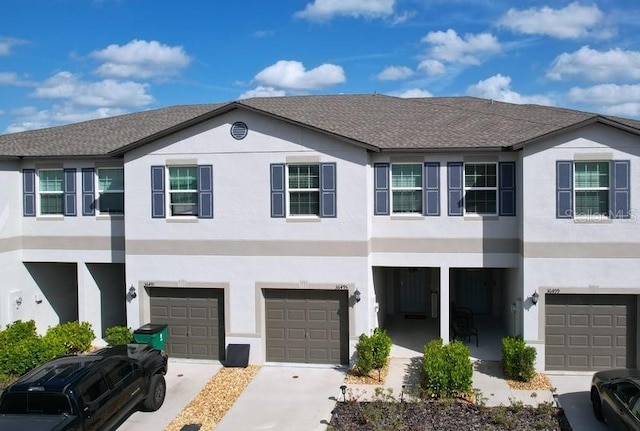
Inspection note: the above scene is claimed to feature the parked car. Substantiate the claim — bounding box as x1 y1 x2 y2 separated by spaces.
591 368 640 430
0 344 168 431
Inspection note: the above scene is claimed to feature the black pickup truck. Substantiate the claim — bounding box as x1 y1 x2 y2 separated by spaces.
0 343 168 431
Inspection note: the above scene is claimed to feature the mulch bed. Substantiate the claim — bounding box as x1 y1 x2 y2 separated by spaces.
330 399 572 430
343 359 391 385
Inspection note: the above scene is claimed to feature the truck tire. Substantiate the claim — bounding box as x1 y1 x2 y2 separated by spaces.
143 374 166 411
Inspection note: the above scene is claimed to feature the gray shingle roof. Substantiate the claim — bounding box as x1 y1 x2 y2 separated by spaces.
1 95 638 158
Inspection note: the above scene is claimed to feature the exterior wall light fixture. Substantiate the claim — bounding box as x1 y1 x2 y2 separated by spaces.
353 289 361 303
531 291 539 305
129 285 137 299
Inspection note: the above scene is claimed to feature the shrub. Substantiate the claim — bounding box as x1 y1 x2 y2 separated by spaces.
501 336 536 382
423 339 473 399
105 325 134 346
44 321 95 354
354 328 393 380
355 333 375 376
0 320 38 344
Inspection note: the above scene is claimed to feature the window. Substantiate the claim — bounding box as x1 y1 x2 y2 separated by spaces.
169 166 198 216
97 168 124 214
464 163 497 215
574 161 609 216
104 359 133 387
556 160 629 219
391 164 422 213
270 163 336 218
150 165 213 219
288 164 320 216
39 169 64 215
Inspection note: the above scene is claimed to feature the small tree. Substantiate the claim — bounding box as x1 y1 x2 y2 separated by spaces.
501 336 536 382
355 328 393 381
423 339 473 398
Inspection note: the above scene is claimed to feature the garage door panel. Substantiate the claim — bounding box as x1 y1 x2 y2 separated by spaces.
265 289 348 364
546 294 636 371
149 288 225 361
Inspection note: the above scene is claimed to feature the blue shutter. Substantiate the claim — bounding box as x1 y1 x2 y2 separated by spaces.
82 168 95 216
320 163 337 218
499 162 516 216
270 164 286 218
23 169 36 217
447 162 463 216
63 168 76 216
423 162 440 216
197 165 213 219
151 166 165 218
611 160 630 219
374 163 390 215
556 161 573 219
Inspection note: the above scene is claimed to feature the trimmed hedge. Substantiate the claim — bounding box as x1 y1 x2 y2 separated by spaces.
355 328 393 380
423 339 473 399
0 320 95 379
501 336 536 382
105 325 134 346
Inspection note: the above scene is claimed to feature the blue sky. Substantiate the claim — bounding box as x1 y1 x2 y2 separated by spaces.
1 0 640 133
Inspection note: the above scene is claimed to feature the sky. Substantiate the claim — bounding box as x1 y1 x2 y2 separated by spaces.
1 0 640 134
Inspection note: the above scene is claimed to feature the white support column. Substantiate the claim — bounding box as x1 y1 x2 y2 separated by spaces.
77 263 102 339
439 266 450 342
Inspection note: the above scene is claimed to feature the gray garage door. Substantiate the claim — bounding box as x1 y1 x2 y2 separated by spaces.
546 294 637 371
150 288 225 360
265 289 348 364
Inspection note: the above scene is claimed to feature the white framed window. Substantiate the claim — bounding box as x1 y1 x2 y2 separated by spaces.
391 163 422 214
464 163 497 215
97 168 124 214
288 164 320 216
574 161 609 216
39 169 64 215
168 166 198 216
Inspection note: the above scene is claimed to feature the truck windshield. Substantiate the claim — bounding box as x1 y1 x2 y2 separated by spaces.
0 392 73 415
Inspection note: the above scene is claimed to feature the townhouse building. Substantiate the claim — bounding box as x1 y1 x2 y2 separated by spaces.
1 94 639 371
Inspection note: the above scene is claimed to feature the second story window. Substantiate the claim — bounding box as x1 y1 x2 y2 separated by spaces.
288 164 320 216
464 163 497 215
391 163 422 214
574 161 609 216
169 166 198 216
39 169 64 215
97 168 124 214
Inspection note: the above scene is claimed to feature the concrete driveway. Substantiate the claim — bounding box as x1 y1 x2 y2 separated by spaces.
215 364 346 431
548 374 608 431
117 359 221 431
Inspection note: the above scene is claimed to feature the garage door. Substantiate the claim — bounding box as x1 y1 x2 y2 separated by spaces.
265 289 348 364
150 288 225 360
546 294 637 371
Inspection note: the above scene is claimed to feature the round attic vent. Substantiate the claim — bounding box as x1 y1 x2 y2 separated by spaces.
230 121 248 140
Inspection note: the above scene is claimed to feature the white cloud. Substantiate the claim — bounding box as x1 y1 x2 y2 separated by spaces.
417 59 446 76
254 60 345 90
377 66 413 81
389 88 433 98
390 10 416 25
0 72 34 86
498 2 605 39
239 86 287 99
31 71 154 107
421 29 500 66
295 0 394 20
548 46 640 82
91 39 191 79
466 74 553 105
568 83 640 105
0 37 27 56
5 104 128 133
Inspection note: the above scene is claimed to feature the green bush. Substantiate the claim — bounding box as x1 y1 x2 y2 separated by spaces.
44 321 95 355
105 326 134 346
0 320 38 345
354 328 393 380
501 336 536 382
423 339 473 399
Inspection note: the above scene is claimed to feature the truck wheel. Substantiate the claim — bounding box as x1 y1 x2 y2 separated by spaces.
143 374 166 411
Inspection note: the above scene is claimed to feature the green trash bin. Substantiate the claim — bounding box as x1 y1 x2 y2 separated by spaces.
133 323 168 351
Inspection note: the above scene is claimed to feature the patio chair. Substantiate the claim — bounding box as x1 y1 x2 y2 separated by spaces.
451 305 478 347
